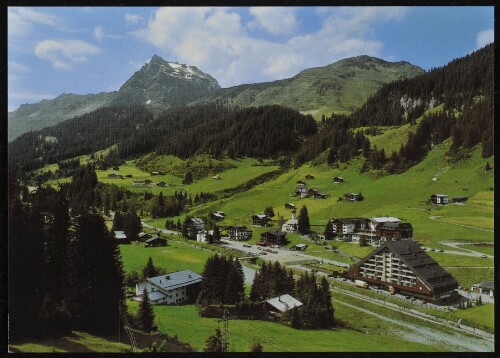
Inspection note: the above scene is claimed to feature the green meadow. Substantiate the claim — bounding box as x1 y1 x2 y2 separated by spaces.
119 242 214 275
9 332 132 353
126 301 439 352
448 303 494 331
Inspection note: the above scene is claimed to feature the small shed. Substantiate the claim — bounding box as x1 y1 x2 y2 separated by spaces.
305 175 315 180
431 194 449 205
333 176 344 183
295 243 307 251
452 196 468 203
285 203 296 210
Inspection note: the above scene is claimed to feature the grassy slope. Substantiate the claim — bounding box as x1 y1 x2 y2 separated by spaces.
126 301 438 352
449 304 494 331
9 331 132 353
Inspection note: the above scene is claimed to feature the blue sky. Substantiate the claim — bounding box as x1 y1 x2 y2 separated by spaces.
8 6 494 112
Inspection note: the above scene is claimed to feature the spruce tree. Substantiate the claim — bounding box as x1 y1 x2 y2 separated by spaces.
298 205 311 234
324 220 334 240
212 225 221 243
142 257 160 280
204 327 224 352
138 288 155 332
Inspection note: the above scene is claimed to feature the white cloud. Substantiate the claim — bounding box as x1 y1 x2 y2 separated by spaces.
476 29 494 48
248 7 298 35
125 13 144 25
9 61 32 73
133 7 407 87
94 25 105 41
34 39 100 70
8 7 61 37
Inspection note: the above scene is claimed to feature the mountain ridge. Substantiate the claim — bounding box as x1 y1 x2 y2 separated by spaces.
8 54 423 141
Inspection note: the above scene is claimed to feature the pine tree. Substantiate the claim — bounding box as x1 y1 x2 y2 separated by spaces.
298 205 310 234
250 340 263 352
142 257 160 279
138 288 155 332
212 225 221 243
182 172 193 185
204 327 224 352
324 220 334 240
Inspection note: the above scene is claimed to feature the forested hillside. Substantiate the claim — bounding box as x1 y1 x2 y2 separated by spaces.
9 104 317 171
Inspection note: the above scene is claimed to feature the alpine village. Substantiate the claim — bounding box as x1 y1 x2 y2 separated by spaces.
8 32 494 352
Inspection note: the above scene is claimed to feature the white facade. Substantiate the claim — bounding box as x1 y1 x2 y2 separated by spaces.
368 217 401 231
281 212 298 232
135 270 202 305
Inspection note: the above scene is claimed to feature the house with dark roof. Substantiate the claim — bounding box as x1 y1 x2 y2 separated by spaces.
305 175 315 180
252 214 270 227
261 229 287 246
308 188 328 199
135 270 203 305
346 241 459 303
452 196 468 203
376 222 413 243
145 236 167 247
285 203 296 210
333 176 344 183
430 194 449 205
295 183 308 197
211 211 225 221
138 232 153 241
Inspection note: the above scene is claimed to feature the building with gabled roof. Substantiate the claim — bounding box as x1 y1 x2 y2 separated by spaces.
135 270 203 305
471 280 494 297
265 294 303 313
252 214 270 227
346 241 458 303
261 229 287 246
431 194 449 205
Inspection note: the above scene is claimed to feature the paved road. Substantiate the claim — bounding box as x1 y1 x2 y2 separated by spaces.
440 241 493 258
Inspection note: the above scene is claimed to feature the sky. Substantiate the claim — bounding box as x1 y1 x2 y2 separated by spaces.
8 6 494 112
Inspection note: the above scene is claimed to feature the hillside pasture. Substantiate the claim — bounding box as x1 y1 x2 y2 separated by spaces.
126 302 439 352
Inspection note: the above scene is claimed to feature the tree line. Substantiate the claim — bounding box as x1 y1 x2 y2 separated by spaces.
8 169 124 340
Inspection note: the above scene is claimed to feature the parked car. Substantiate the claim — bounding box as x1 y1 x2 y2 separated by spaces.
243 244 251 248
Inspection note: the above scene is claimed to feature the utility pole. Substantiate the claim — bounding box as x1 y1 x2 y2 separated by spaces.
221 309 229 352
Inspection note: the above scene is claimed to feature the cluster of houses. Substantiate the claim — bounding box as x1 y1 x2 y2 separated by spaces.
114 230 167 247
132 179 167 187
329 216 413 247
294 181 328 199
134 270 304 316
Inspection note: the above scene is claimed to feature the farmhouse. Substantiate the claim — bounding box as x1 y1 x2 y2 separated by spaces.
212 175 221 180
281 211 298 233
145 236 167 247
305 175 315 179
144 179 152 185
113 230 130 244
346 241 459 303
261 229 287 246
265 294 303 314
135 270 203 305
471 280 494 297
345 193 359 201
151 171 160 176
333 176 344 183
284 203 296 210
331 218 368 238
295 183 308 197
132 180 145 186
156 181 167 187
196 230 213 243
452 196 468 203
227 226 253 241
252 214 270 227
308 188 328 199
186 218 205 238
108 172 121 178
430 194 449 205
